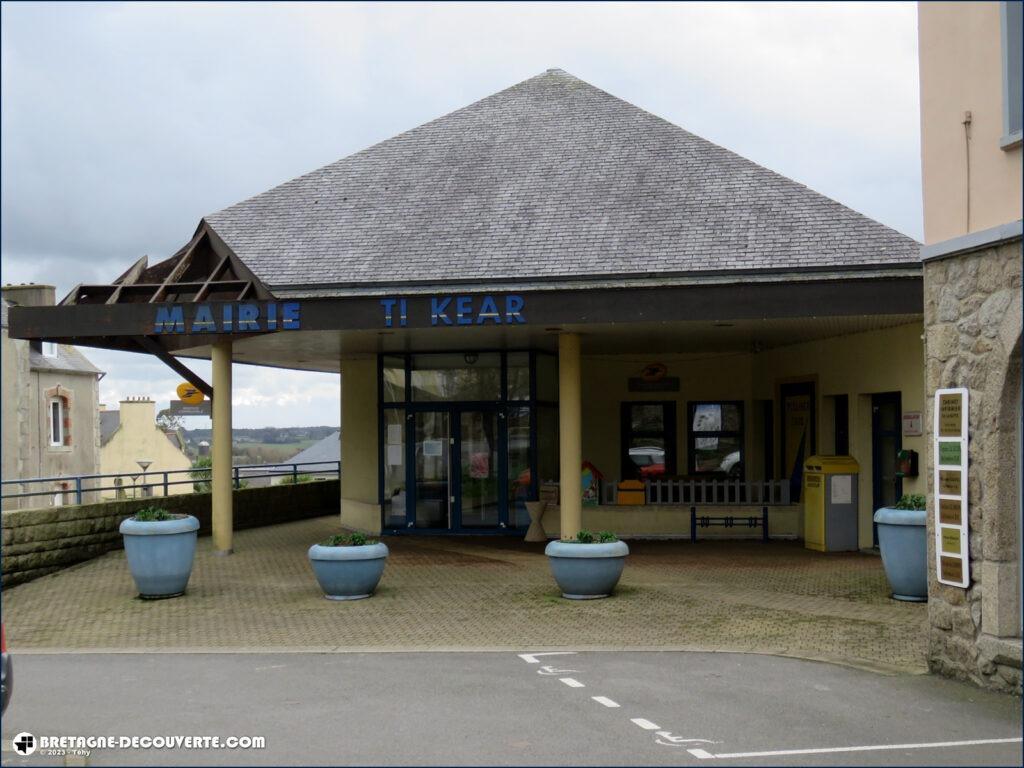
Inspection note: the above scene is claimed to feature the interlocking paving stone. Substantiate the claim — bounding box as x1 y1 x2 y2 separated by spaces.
2 516 927 671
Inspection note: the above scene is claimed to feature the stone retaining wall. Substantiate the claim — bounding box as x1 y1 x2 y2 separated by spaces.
1 480 339 587
923 236 1022 694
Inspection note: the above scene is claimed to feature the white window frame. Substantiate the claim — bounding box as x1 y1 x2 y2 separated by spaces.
48 397 64 447
41 341 58 357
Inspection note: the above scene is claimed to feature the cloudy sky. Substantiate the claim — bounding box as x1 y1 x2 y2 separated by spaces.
1 1 922 428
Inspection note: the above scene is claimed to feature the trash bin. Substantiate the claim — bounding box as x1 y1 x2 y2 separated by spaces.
803 455 859 552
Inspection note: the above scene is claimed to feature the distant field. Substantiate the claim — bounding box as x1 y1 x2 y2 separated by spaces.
234 440 318 464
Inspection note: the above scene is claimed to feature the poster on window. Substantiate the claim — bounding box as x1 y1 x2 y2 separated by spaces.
470 452 490 479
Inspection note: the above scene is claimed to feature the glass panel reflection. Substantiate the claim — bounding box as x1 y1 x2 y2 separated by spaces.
507 407 533 527
459 411 499 528
415 411 450 528
411 353 501 401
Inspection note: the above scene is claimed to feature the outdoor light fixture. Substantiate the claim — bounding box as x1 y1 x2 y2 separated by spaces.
464 352 478 365
136 460 153 499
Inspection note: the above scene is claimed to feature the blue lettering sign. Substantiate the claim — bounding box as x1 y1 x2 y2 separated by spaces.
380 298 397 328
456 296 474 325
282 302 301 330
505 295 525 324
191 305 216 333
152 302 301 335
154 306 185 334
476 295 501 324
237 303 260 332
431 297 453 326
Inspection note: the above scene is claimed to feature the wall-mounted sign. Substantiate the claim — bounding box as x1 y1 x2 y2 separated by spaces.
379 295 525 328
176 382 205 405
934 388 969 588
154 302 300 335
168 400 211 416
902 411 923 436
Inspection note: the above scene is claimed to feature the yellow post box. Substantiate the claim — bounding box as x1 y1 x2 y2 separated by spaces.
803 455 859 552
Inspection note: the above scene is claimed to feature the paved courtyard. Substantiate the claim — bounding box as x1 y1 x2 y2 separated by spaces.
2 516 928 672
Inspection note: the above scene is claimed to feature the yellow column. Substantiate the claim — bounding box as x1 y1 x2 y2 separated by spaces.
558 333 582 540
211 341 233 554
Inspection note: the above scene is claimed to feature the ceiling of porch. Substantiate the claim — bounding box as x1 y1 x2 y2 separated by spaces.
173 313 922 374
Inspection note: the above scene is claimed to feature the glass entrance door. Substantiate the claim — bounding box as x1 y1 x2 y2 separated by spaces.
413 411 450 528
456 409 501 529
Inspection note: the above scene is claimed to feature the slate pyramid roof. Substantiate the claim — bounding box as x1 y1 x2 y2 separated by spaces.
204 69 919 296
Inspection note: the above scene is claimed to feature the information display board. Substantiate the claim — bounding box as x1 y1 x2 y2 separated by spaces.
933 388 969 587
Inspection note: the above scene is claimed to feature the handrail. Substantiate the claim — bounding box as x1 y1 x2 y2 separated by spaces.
0 460 340 506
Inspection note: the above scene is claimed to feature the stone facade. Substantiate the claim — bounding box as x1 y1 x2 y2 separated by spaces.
923 237 1022 694
1 479 340 587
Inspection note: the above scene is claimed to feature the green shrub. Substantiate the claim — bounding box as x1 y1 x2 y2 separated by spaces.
133 507 174 522
319 532 376 547
280 474 313 485
190 457 212 492
562 529 618 543
895 494 927 511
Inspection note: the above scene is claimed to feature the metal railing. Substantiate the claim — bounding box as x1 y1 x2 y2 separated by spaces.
602 477 791 506
0 461 340 508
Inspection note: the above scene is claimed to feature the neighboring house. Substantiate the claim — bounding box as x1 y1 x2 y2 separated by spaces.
1 284 102 510
99 398 192 498
918 2 1022 692
272 431 340 485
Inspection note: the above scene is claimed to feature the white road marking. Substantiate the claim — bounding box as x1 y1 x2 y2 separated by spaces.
631 718 661 730
517 652 577 664
537 665 579 676
592 696 620 708
654 732 716 746
559 677 585 688
686 736 1024 760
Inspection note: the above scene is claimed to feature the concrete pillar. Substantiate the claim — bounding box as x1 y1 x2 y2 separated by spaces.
340 356 382 535
558 333 582 540
211 341 233 554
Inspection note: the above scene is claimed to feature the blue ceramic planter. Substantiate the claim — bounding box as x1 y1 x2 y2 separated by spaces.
544 540 629 599
873 507 928 602
308 542 389 600
119 515 200 599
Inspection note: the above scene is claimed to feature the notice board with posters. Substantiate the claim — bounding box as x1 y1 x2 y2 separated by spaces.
934 388 969 588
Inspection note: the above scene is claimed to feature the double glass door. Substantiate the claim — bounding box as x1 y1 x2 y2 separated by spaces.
411 407 502 530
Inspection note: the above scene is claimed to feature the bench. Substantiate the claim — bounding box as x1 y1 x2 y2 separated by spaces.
690 505 769 543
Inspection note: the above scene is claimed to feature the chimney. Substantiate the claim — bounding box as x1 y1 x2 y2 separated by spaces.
1 283 57 308
119 397 156 430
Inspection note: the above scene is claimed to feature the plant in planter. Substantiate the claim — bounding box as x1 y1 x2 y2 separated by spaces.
873 493 928 602
544 529 629 600
118 506 200 599
307 531 389 600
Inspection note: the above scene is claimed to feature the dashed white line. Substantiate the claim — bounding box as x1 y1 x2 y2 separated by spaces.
591 696 620 708
631 718 661 730
686 736 1024 760
559 677 585 688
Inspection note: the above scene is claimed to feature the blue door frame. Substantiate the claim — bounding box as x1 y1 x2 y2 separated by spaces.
379 350 551 535
394 402 514 534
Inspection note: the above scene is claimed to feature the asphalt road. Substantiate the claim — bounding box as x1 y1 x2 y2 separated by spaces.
1 651 1021 766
